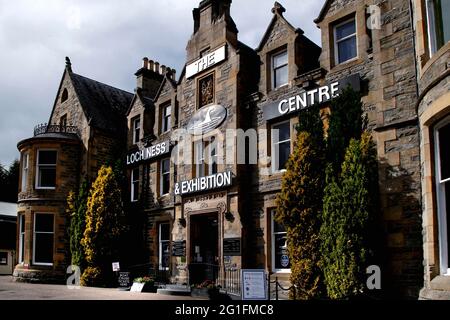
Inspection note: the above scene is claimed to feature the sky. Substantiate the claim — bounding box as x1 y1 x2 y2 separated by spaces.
0 0 324 167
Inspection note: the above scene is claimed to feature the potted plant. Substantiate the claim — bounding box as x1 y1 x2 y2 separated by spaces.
191 280 219 297
133 276 156 293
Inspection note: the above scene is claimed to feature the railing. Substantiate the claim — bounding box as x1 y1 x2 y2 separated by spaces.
268 276 297 300
34 123 80 137
188 263 241 296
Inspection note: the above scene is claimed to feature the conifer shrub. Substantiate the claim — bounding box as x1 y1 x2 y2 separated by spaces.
275 105 325 299
81 166 125 287
321 132 378 299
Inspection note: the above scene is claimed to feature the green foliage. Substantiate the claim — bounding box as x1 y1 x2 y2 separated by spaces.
276 105 325 299
67 180 89 269
80 266 102 287
321 132 378 299
326 87 366 174
81 166 125 287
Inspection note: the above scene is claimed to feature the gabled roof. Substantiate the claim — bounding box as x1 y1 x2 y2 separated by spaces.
69 72 133 133
314 0 333 24
256 5 304 52
154 73 177 102
0 202 17 217
126 90 154 116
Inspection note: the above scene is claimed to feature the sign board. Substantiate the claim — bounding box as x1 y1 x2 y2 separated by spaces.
241 269 268 300
262 74 361 121
186 45 227 78
172 241 186 257
175 171 232 196
187 104 227 135
126 141 170 166
223 238 241 256
112 262 120 272
130 282 145 292
118 272 130 288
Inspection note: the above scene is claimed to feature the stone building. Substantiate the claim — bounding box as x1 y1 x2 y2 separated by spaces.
14 60 133 282
13 0 450 299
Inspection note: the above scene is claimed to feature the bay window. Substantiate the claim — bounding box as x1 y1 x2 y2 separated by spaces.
19 214 25 264
21 153 29 192
36 150 57 189
426 0 450 54
435 116 450 275
33 213 54 266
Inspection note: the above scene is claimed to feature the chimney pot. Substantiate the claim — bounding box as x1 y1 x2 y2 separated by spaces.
148 60 154 71
154 62 160 74
142 57 149 69
161 65 167 75
172 69 177 81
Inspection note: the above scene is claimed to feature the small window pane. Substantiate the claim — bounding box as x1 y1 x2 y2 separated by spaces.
439 123 450 180
273 219 285 234
278 141 291 170
274 122 290 141
39 168 56 188
34 233 53 264
38 151 57 165
35 214 53 232
162 159 170 173
446 181 450 260
338 37 357 63
273 51 288 68
20 215 25 233
275 66 288 88
336 20 356 40
161 242 170 268
160 223 170 241
0 252 7 265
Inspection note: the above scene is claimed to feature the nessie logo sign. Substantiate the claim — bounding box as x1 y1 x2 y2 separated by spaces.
187 104 227 135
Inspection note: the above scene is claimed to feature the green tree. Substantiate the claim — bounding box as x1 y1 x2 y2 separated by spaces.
321 132 378 299
275 105 325 299
67 180 89 269
326 87 366 174
81 166 125 287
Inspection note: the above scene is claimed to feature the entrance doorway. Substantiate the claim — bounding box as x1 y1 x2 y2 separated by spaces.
189 212 219 284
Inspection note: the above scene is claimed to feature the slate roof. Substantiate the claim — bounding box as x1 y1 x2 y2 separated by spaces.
69 73 134 133
0 202 17 218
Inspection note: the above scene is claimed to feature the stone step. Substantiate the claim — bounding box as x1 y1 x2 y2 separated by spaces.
157 285 191 296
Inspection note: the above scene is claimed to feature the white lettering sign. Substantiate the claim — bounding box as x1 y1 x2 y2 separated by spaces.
127 141 170 165
175 171 232 196
186 46 227 79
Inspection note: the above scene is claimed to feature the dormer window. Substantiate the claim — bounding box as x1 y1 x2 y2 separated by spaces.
161 104 172 133
272 50 288 89
132 116 141 145
334 17 357 64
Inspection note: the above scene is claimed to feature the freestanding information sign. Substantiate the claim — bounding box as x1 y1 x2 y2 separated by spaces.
241 269 268 300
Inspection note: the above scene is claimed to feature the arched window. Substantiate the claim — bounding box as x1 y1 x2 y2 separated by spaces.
61 88 68 103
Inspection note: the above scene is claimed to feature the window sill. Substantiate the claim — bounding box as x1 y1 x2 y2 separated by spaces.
35 187 56 191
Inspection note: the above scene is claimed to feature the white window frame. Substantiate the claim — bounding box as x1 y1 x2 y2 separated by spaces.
21 153 29 192
334 17 358 65
19 214 25 264
162 105 172 133
426 0 450 55
35 149 57 190
271 210 290 273
271 120 291 173
160 158 171 196
272 50 288 89
131 168 139 202
208 138 218 176
133 117 141 145
159 223 170 271
195 141 206 178
434 116 450 276
32 213 54 266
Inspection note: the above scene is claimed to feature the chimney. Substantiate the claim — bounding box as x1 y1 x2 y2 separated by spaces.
193 0 234 33
135 57 164 98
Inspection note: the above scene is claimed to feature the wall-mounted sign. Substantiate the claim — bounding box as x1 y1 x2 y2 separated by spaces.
187 104 227 135
241 269 268 300
126 141 170 165
112 262 120 272
172 241 186 257
175 171 232 196
186 45 227 78
262 74 361 121
223 238 241 256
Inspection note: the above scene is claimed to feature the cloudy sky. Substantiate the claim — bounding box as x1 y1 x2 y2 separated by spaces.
0 0 324 167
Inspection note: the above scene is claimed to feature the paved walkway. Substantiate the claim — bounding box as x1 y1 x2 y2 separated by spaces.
0 276 199 300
